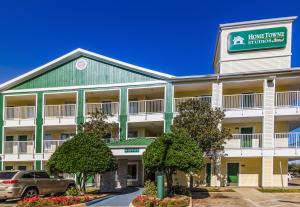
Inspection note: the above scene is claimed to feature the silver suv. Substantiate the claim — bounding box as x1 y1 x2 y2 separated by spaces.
0 170 76 201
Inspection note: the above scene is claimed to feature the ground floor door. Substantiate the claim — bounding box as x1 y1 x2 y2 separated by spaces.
206 163 211 186
227 163 239 186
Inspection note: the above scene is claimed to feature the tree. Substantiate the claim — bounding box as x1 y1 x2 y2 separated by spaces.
46 132 117 193
289 163 300 174
172 99 232 186
83 109 119 140
143 132 204 195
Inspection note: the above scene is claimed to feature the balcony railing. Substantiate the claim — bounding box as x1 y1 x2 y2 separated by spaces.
44 104 76 117
4 141 34 154
85 102 119 116
5 106 36 120
225 134 263 149
173 96 212 112
275 91 300 108
128 99 164 114
274 132 300 148
43 140 66 153
223 93 263 110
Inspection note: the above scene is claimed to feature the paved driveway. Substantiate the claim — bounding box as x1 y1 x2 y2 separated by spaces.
193 188 300 207
88 187 143 206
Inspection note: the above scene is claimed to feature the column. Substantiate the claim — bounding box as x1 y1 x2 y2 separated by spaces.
35 92 43 154
35 92 43 170
262 156 273 187
164 83 173 133
77 89 85 126
119 87 128 140
262 78 275 187
263 78 275 149
0 94 3 155
211 82 222 187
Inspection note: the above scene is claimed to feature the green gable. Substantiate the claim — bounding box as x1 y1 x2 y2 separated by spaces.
11 57 161 90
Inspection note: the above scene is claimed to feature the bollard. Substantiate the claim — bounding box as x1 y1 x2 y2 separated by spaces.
157 175 164 199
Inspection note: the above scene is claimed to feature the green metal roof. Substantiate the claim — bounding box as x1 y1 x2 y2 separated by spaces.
108 138 154 148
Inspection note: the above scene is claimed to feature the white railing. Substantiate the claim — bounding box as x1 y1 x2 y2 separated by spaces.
5 106 36 120
128 99 164 114
43 140 66 153
173 96 212 112
44 104 76 117
85 102 119 115
274 132 300 148
4 141 34 154
223 93 263 110
225 134 263 149
102 137 120 143
275 91 300 108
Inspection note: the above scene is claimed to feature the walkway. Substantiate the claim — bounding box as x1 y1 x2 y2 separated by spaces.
88 187 143 206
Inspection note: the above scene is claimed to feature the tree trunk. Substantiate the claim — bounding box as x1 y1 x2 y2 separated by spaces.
165 170 173 195
82 173 87 193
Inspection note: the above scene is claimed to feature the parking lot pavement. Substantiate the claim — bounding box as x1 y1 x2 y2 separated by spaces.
192 191 252 207
193 188 300 207
0 200 17 207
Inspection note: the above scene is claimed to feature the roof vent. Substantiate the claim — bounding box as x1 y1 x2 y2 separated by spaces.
75 58 88 70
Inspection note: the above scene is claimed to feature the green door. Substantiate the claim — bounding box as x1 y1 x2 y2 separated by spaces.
241 127 253 148
227 163 239 186
206 163 211 186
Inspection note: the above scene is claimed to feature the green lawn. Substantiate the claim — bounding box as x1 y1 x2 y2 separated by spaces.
192 187 235 192
258 188 300 193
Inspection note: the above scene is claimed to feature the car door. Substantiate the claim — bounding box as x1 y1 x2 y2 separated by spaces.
34 171 54 195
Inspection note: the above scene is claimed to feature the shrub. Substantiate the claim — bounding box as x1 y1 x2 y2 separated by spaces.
143 180 157 197
132 195 190 207
65 186 80 196
172 185 191 196
17 196 91 207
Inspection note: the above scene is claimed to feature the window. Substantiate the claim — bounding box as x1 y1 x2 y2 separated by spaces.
127 163 138 181
22 172 35 179
128 131 138 138
0 172 17 180
18 166 27 171
35 172 50 179
4 166 13 171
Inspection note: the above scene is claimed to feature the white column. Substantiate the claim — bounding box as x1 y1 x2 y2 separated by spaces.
262 78 275 187
263 78 275 149
211 82 223 187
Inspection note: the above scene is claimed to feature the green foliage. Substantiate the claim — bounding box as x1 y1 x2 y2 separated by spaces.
143 180 157 196
82 109 119 140
143 132 204 194
172 99 232 161
65 187 80 196
132 195 190 207
288 163 300 174
46 132 117 192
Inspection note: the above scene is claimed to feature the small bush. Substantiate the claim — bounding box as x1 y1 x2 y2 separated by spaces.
17 196 91 207
172 185 191 196
65 186 80 196
132 195 189 207
143 180 157 196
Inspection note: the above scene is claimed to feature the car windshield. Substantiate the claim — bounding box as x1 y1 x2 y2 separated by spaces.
0 172 17 180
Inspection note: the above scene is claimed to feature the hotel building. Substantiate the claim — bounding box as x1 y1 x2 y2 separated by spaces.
0 16 299 189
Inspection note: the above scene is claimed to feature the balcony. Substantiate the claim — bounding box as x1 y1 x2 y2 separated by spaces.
44 104 76 125
3 141 35 160
274 132 300 155
275 91 300 116
43 140 66 153
173 96 212 113
128 99 164 122
85 102 119 122
4 106 36 127
223 93 264 118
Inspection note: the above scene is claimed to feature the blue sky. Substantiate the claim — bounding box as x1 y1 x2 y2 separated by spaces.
0 0 299 83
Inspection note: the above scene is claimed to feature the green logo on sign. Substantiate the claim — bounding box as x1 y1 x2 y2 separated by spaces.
228 27 287 52
124 148 139 153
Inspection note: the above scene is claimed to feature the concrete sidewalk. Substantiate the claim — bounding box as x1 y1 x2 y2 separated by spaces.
234 188 300 207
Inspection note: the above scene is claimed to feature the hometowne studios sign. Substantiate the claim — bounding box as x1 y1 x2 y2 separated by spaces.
228 27 287 52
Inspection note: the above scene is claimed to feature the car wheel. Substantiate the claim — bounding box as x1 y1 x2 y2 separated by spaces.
22 188 38 199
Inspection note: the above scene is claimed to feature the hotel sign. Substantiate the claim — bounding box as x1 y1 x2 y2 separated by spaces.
228 27 287 52
124 148 139 153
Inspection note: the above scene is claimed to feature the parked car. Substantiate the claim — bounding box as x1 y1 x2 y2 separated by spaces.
0 170 76 201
